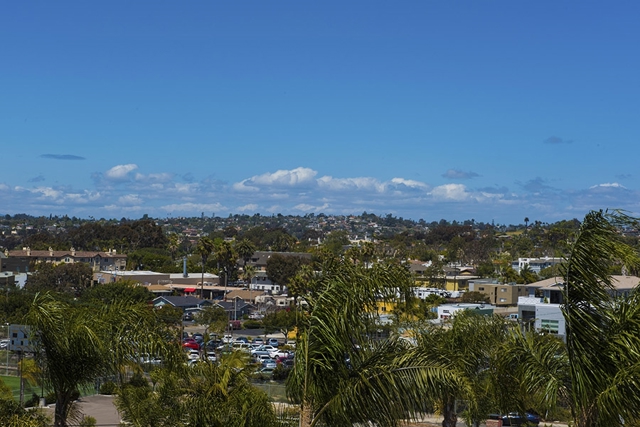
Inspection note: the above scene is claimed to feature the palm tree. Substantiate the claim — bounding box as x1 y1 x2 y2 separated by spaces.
412 311 509 427
242 264 256 303
167 233 180 261
213 240 237 300
234 238 256 269
195 237 215 299
26 293 178 427
506 210 640 427
287 258 466 427
116 352 278 427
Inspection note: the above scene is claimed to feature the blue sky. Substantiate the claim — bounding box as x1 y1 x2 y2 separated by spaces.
1 1 639 225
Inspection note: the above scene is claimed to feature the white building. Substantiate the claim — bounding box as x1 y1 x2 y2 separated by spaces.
250 274 282 293
517 296 566 339
436 303 495 322
511 257 563 274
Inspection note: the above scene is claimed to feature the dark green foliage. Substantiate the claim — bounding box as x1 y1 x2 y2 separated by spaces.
263 308 297 337
0 397 49 426
242 319 262 329
99 381 117 395
126 248 176 272
266 253 312 287
26 262 93 295
80 281 153 305
461 291 490 303
127 372 149 389
272 364 290 380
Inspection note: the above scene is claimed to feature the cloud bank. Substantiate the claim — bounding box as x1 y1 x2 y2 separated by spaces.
1 164 638 224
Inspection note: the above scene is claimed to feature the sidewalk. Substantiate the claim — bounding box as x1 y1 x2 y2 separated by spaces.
41 394 121 426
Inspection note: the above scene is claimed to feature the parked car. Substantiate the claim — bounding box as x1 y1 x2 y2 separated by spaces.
269 349 290 359
487 413 539 426
261 359 277 369
234 336 249 344
267 338 280 347
206 352 217 362
252 338 264 345
182 339 200 350
280 359 294 369
187 349 200 360
0 339 9 349
251 345 276 355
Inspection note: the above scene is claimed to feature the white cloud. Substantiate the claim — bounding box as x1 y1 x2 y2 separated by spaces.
30 187 63 200
589 182 626 189
244 167 317 187
161 202 225 212
317 176 385 192
0 183 10 191
105 164 138 180
429 184 471 201
172 183 199 194
294 203 331 212
390 178 429 190
237 204 258 212
232 181 260 192
118 194 143 205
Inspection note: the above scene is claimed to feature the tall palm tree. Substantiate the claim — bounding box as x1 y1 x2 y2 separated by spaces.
195 237 215 299
213 240 237 300
234 238 256 269
412 311 509 427
506 210 640 427
287 258 466 427
242 264 256 303
26 293 178 427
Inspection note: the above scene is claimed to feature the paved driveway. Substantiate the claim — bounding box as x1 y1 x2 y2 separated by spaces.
42 394 121 426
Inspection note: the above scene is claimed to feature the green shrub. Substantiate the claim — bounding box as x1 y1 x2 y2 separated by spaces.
243 320 262 329
24 392 40 408
127 372 149 388
100 381 118 395
272 364 289 381
80 415 97 426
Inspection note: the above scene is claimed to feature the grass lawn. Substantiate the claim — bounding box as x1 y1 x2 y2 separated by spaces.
0 375 39 401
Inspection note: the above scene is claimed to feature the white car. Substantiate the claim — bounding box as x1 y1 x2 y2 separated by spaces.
206 352 217 362
187 350 200 360
0 339 9 349
269 350 290 359
251 345 276 354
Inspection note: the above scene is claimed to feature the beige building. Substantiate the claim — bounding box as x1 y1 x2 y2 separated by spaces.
7 247 126 272
470 280 529 306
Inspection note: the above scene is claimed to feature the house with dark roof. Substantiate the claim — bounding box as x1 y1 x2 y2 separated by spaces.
152 296 212 312
215 298 255 320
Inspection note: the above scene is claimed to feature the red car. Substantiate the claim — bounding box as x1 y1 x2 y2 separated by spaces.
182 339 199 350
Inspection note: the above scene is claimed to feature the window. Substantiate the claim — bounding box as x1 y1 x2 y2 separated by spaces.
499 298 507 302
540 319 559 334
479 287 484 291
501 288 507 292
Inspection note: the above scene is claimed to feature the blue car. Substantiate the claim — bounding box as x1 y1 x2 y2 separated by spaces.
488 413 540 426
268 338 280 347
